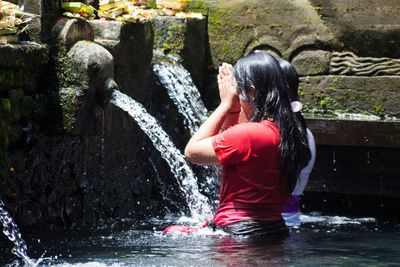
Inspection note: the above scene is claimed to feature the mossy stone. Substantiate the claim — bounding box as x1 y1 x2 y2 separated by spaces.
0 68 31 92
0 98 11 166
203 0 334 68
0 44 48 92
53 47 87 133
300 75 400 117
153 18 186 55
292 50 331 76
8 89 24 123
9 125 23 145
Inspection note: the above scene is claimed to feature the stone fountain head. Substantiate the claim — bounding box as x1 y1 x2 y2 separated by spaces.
100 77 118 107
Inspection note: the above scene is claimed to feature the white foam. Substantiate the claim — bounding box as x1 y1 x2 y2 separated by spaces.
301 214 376 225
53 262 124 267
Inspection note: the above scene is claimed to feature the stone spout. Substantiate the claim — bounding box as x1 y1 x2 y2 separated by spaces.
100 78 118 107
58 40 115 135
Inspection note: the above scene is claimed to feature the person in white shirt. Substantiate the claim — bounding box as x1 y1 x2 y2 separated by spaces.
279 60 317 228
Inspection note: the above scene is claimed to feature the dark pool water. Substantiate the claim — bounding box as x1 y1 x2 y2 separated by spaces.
1 214 399 267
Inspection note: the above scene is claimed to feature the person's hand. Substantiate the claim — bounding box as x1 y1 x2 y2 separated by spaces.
217 63 241 113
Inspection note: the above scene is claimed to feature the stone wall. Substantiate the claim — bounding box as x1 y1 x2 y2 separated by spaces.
0 43 48 182
198 0 400 117
191 0 400 203
0 16 208 227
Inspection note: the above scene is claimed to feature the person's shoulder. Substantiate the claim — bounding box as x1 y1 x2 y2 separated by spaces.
232 120 279 139
233 120 278 131
255 120 279 136
230 121 269 131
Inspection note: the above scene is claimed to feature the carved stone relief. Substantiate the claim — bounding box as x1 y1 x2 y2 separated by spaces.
330 52 400 76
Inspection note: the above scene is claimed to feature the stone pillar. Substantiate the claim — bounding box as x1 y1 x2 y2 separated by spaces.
88 20 154 103
23 0 62 42
152 17 208 94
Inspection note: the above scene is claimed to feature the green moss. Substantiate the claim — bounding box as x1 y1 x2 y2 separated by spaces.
208 7 225 25
317 94 334 110
153 21 185 55
0 98 11 166
269 23 284 30
146 0 157 9
0 121 9 166
20 96 33 119
0 69 30 91
326 86 337 93
0 98 11 116
207 3 262 66
152 26 164 49
188 0 207 14
298 85 305 97
54 47 87 133
305 89 342 114
371 100 385 116
166 23 185 53
313 77 322 84
332 76 342 84
8 89 24 123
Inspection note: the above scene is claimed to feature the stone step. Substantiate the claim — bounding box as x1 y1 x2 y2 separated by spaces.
306 116 400 148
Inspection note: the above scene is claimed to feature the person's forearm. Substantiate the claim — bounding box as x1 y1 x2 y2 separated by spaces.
188 104 230 143
221 109 241 131
185 62 240 164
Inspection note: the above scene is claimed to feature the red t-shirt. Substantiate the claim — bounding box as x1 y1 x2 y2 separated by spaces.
211 120 289 227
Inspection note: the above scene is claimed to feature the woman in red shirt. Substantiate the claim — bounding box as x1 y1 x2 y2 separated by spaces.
185 52 310 236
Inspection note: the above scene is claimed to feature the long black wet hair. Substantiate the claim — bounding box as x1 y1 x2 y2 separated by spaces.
279 60 308 137
233 52 310 194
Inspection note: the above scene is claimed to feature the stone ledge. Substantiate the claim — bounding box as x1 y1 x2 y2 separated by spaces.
306 116 400 148
0 43 48 68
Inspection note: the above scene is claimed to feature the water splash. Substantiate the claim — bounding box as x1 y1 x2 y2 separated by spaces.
110 90 211 221
0 198 46 266
153 56 220 203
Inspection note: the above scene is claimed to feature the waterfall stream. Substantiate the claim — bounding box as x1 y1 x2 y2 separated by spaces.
153 55 208 136
154 56 220 203
111 90 211 221
0 198 43 266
